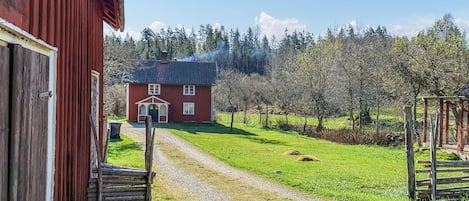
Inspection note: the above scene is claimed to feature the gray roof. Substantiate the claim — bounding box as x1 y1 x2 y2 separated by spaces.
126 60 217 85
455 82 469 97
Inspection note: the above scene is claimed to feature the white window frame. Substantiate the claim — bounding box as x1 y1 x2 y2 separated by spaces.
0 18 58 201
183 85 195 96
148 84 160 95
183 102 195 115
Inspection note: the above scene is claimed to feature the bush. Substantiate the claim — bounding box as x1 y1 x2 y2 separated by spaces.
290 125 401 146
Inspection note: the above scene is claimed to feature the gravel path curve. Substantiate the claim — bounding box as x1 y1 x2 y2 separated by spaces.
122 125 228 201
121 124 319 201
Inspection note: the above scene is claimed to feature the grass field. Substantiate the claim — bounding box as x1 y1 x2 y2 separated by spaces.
159 121 454 201
106 136 145 168
215 108 406 131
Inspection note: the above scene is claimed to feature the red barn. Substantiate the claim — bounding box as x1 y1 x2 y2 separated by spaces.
0 0 124 201
126 53 217 123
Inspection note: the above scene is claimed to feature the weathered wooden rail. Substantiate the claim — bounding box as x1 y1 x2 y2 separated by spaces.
88 116 156 201
416 160 469 199
406 103 469 200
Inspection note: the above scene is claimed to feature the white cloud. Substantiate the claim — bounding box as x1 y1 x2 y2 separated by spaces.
149 20 166 31
388 17 437 37
213 22 222 30
254 12 307 38
455 17 469 33
104 25 142 39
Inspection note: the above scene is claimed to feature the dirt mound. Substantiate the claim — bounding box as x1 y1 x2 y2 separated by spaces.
297 155 320 162
283 150 301 155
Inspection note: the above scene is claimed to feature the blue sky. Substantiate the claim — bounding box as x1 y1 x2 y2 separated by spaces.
105 0 469 39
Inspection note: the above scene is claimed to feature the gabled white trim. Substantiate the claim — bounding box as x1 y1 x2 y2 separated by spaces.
137 103 169 124
0 17 57 201
135 96 170 105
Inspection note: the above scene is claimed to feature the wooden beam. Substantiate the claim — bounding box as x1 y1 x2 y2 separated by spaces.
466 101 469 145
404 103 416 200
430 113 438 201
439 99 444 147
458 99 464 153
445 101 449 145
424 99 428 143
144 116 153 201
90 116 103 201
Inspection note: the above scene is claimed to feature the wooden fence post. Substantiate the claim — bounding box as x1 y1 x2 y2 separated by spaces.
144 116 154 201
458 100 464 153
90 116 103 201
445 101 449 145
439 99 443 147
423 98 428 143
430 114 438 201
404 103 416 200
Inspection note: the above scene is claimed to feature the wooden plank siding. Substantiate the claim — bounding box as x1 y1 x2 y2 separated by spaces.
0 45 9 201
0 0 117 200
9 44 49 201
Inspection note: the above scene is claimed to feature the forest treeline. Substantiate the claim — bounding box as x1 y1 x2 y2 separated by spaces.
104 14 469 132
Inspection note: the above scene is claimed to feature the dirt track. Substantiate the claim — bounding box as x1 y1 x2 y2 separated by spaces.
121 123 319 201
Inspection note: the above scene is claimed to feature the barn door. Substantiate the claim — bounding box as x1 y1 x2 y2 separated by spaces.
0 44 10 201
7 44 49 201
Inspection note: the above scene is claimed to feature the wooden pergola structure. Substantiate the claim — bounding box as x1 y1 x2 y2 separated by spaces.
421 96 469 153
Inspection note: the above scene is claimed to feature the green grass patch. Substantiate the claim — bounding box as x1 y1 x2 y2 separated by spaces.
106 135 144 168
108 114 127 121
160 122 456 201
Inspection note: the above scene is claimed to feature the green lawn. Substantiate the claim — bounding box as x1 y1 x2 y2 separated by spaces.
106 135 145 168
160 122 453 201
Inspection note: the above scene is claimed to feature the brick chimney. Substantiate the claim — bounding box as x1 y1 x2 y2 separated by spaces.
161 51 168 64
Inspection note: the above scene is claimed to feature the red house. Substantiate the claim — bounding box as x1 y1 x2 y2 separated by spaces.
0 0 124 201
126 52 217 123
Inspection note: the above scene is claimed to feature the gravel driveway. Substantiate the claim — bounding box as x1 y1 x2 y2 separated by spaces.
121 123 319 201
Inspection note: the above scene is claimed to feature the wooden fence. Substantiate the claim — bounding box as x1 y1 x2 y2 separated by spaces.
406 104 469 200
88 116 156 201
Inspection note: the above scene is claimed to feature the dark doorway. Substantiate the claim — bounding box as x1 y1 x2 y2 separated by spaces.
148 104 158 122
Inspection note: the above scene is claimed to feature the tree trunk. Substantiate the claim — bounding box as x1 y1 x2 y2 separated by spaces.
257 105 262 125
376 85 380 135
285 113 289 126
413 96 422 147
376 97 380 135
230 109 234 132
413 96 418 122
258 105 262 125
265 104 269 128
243 102 247 124
359 85 363 130
303 112 307 133
349 88 355 130
317 115 324 133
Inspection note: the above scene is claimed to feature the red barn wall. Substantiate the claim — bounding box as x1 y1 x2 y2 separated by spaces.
0 1 105 200
128 84 213 122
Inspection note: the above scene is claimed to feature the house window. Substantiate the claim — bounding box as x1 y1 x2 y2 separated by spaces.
183 102 194 115
139 104 146 115
183 85 195 95
148 84 160 95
